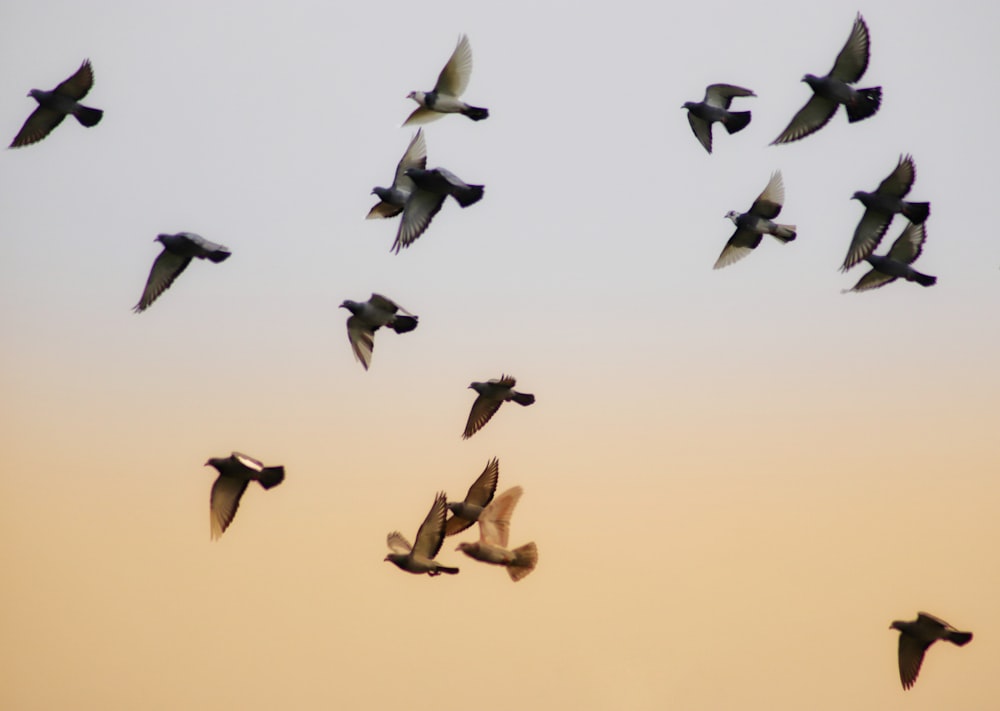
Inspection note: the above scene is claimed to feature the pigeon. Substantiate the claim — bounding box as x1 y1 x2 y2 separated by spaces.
715 171 796 269
890 612 972 690
204 452 285 540
367 129 427 220
842 154 930 271
339 293 419 370
843 222 936 292
463 375 535 439
682 84 756 154
456 486 538 582
385 491 459 576
444 457 500 536
391 167 484 253
10 59 104 148
134 232 231 313
772 14 881 145
404 34 488 125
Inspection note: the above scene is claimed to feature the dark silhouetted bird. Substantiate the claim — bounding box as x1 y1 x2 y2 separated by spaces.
715 171 796 269
842 154 930 271
843 222 936 292
890 612 972 690
133 232 231 312
392 167 483 253
404 35 488 125
772 14 881 144
385 492 459 576
463 375 534 439
456 486 538 582
10 60 103 148
682 84 755 154
444 457 499 536
339 293 418 370
367 129 427 220
204 452 284 540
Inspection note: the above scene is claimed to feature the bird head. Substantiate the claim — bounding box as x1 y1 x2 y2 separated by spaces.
723 210 741 224
340 300 359 313
681 101 695 110
446 502 462 514
850 191 866 202
889 621 904 631
406 91 419 101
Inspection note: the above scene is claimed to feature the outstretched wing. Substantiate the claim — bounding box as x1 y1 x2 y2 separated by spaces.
829 13 871 83
478 486 523 548
434 34 473 98
412 492 448 560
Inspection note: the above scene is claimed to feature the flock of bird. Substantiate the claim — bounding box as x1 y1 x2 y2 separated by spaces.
6 10 969 693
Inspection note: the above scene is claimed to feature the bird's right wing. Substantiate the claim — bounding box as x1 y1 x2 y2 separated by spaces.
133 250 191 312
54 59 96 100
749 171 785 219
829 13 871 83
463 394 503 439
393 129 427 192
876 154 916 199
686 113 713 154
386 531 412 554
434 34 473 98
412 492 448 559
465 457 499 506
346 315 375 370
478 486 523 548
844 268 895 293
771 95 838 145
393 190 445 253
886 222 926 264
210 475 250 540
713 229 762 269
842 208 891 271
897 633 928 690
704 84 755 109
9 107 67 148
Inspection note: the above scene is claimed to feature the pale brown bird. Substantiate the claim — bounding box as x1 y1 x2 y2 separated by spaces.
10 59 103 148
204 452 285 540
890 612 972 690
463 375 535 439
456 486 538 582
444 457 499 536
385 492 459 576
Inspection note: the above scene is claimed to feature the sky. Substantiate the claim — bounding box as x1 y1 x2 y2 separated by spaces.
2 1 999 709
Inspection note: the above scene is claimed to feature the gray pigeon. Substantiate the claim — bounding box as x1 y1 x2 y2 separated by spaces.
682 84 756 154
444 457 499 536
10 59 103 148
385 491 459 576
456 486 538 582
134 232 231 312
204 452 285 540
842 154 930 271
392 167 484 253
890 612 972 690
339 293 418 370
404 35 488 125
463 375 534 439
772 14 881 145
715 171 796 269
367 129 427 220
843 222 936 292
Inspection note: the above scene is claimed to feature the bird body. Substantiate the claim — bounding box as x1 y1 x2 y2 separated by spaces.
842 154 930 271
205 452 285 540
890 612 972 690
340 293 418 370
772 14 881 144
715 171 796 269
10 60 103 148
404 35 488 125
682 83 755 153
456 486 538 582
133 232 231 312
385 492 459 576
463 375 535 439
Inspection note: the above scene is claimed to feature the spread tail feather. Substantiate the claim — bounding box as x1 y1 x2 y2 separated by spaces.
909 270 937 287
436 565 460 575
74 105 104 127
453 185 484 207
723 111 752 134
512 392 535 406
257 466 285 490
903 202 930 224
389 315 419 333
846 87 881 122
507 542 538 582
462 106 489 121
772 224 797 242
947 631 973 646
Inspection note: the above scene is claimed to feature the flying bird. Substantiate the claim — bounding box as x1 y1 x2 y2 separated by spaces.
890 612 972 690
339 293 418 370
463 375 535 439
843 222 936 292
404 34 488 125
367 129 427 220
10 59 104 148
772 13 881 145
133 232 231 312
682 84 756 154
204 452 285 540
842 154 930 271
456 486 538 582
715 171 796 269
391 167 484 253
385 491 459 576
444 457 499 536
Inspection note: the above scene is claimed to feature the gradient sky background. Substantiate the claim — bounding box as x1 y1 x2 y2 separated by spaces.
2 1 999 709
